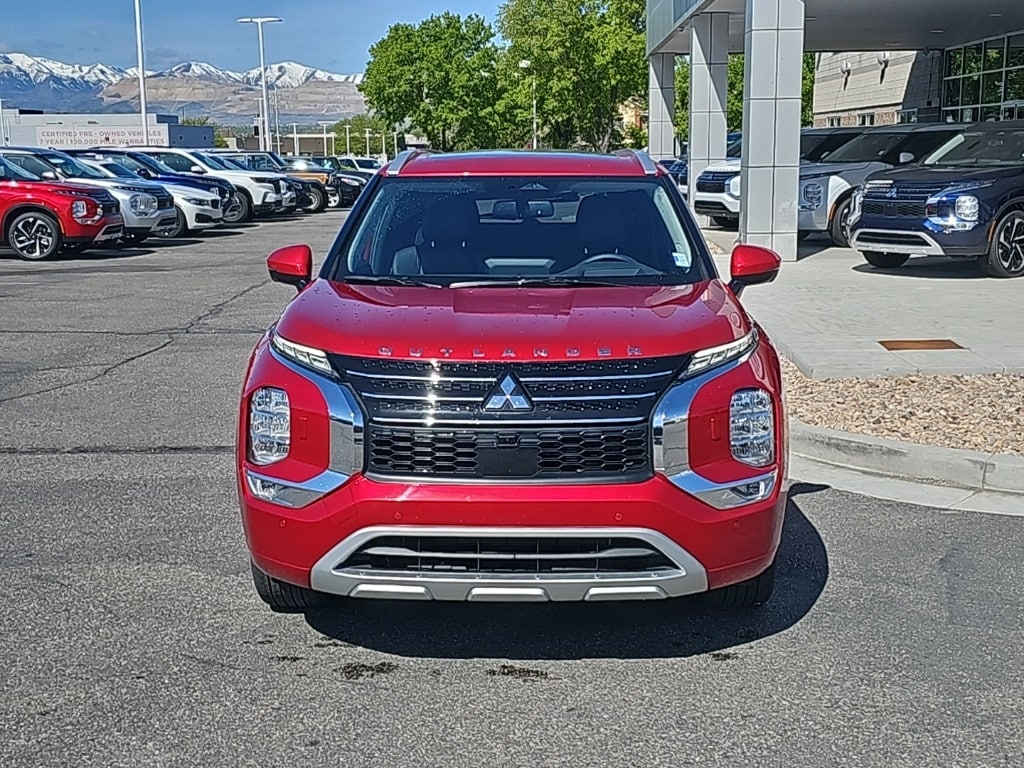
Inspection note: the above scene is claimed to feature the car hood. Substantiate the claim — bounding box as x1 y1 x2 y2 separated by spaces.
163 183 216 199
1 179 115 196
801 161 880 179
865 165 1024 185
274 280 752 362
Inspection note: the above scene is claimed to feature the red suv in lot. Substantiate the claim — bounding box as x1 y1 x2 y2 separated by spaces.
0 155 123 260
238 149 787 612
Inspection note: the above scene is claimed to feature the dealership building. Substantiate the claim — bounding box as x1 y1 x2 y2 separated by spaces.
0 110 213 150
646 0 1024 260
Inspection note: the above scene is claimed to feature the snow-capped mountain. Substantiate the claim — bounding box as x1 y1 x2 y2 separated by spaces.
0 52 367 123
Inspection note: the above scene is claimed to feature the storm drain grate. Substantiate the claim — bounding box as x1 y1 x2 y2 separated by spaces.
877 339 965 351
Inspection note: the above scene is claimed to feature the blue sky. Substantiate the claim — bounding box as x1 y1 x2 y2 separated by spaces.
1 0 498 73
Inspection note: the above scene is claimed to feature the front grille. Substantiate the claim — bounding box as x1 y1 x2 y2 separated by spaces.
210 199 220 210
368 424 650 480
863 183 946 202
101 201 119 215
338 535 676 575
862 201 925 218
332 355 686 482
856 231 930 246
696 171 737 194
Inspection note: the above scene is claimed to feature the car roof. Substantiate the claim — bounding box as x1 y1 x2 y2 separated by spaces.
385 150 660 177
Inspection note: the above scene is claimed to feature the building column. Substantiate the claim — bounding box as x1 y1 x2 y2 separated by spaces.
738 0 805 261
647 53 676 160
687 12 730 203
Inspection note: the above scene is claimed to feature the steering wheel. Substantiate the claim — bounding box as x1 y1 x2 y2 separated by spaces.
561 252 661 276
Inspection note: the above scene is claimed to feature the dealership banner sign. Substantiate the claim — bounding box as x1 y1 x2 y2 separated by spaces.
34 124 169 149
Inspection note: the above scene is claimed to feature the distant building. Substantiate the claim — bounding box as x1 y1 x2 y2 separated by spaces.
0 110 214 149
814 30 1024 126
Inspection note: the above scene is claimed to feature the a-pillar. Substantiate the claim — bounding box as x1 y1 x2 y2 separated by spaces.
738 0 805 261
647 53 676 161
687 13 730 204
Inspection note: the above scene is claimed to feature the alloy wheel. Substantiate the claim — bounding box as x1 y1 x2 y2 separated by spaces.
996 216 1024 274
10 214 58 260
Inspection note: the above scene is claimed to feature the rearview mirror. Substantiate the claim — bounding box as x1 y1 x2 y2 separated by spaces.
268 244 313 290
190 165 206 174
898 152 915 164
729 244 781 296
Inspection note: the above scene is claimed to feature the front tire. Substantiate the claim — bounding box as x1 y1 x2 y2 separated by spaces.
301 185 326 213
982 210 1024 278
153 206 187 239
705 563 776 608
250 561 327 613
8 211 63 261
862 250 909 269
223 191 252 224
828 196 853 247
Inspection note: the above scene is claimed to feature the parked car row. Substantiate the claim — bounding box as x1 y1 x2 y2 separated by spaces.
0 146 370 261
691 120 1024 277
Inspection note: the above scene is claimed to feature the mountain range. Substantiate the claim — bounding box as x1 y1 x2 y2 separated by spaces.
0 53 368 126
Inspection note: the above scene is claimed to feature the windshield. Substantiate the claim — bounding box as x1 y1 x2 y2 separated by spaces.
0 155 41 181
822 132 908 163
355 157 382 169
195 153 231 171
923 130 1024 167
127 153 177 175
330 176 707 287
215 156 248 171
40 152 106 178
94 161 136 178
725 139 743 158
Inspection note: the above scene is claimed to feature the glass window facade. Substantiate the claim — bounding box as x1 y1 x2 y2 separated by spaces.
944 32 1024 122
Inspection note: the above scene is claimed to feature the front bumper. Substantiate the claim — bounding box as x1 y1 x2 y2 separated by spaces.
64 214 124 244
693 191 740 218
238 342 788 602
850 215 990 258
798 204 830 233
179 200 223 231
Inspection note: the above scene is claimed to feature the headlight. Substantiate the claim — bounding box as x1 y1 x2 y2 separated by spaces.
249 387 290 465
728 174 741 196
71 200 89 218
128 194 157 213
801 182 824 210
682 330 758 379
954 195 980 222
251 176 277 184
339 178 359 187
730 388 774 467
184 197 210 206
271 333 333 375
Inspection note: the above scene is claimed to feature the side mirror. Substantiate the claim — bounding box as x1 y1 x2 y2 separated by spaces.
41 170 59 180
190 165 206 174
267 244 313 290
728 244 781 296
136 168 153 179
898 152 915 164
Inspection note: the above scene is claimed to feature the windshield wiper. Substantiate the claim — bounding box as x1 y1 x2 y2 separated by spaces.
341 275 444 288
448 277 629 288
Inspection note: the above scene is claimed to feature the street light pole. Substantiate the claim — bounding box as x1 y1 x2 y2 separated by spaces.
318 121 332 156
519 59 538 150
237 16 283 152
365 128 371 157
345 125 351 155
133 0 150 144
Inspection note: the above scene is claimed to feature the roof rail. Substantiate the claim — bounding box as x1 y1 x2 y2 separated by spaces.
385 148 438 176
613 148 659 175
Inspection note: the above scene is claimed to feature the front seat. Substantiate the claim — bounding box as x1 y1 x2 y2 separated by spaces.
575 193 630 259
416 196 481 275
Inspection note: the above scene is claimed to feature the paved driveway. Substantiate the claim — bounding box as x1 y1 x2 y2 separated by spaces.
704 229 1024 378
1 216 1022 766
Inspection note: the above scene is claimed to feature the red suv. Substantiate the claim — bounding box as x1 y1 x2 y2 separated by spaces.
0 155 123 260
238 150 787 612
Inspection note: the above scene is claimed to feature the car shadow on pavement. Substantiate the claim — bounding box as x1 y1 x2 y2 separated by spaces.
852 257 986 279
304 483 830 660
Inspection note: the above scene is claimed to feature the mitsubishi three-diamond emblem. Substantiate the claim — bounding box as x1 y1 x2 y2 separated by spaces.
483 373 533 412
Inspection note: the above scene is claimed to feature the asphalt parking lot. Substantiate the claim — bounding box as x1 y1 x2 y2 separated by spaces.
2 214 1023 767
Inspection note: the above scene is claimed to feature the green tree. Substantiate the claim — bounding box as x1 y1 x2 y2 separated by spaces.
497 0 647 152
330 114 392 154
360 13 502 151
180 115 229 147
673 53 816 141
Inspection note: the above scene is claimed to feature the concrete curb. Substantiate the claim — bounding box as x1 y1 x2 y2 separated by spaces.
790 420 1024 496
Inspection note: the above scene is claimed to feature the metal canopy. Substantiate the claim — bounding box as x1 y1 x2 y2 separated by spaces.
650 0 1024 55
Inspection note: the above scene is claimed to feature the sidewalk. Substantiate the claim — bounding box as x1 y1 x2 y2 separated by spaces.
704 229 1024 378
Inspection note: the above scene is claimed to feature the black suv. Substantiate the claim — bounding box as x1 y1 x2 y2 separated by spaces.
850 121 1024 278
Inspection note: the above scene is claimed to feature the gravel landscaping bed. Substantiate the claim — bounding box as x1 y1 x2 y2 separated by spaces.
780 357 1024 457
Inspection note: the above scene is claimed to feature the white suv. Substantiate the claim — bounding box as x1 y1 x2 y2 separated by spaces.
131 147 293 223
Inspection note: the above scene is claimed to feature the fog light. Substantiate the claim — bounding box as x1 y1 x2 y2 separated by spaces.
730 388 774 467
250 387 289 465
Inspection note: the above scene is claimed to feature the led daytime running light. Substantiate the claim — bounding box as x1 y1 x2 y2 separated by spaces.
271 332 333 375
683 330 757 378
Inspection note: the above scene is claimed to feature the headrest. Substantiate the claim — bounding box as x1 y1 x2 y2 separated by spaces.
420 195 480 247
